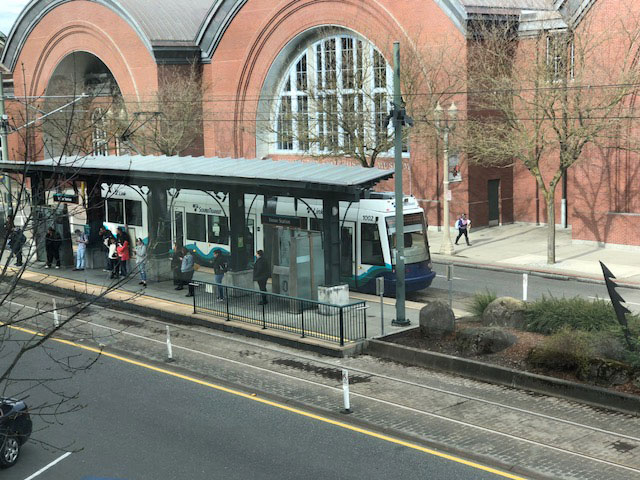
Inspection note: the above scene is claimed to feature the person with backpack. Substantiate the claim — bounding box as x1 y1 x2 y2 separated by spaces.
44 227 61 269
212 249 228 300
454 213 472 246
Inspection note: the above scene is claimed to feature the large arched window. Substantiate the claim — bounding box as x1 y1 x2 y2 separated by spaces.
92 108 108 156
275 35 392 156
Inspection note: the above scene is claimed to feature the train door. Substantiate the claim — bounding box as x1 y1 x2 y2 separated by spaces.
340 222 356 286
173 206 185 247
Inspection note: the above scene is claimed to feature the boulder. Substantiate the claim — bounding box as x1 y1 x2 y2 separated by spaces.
579 359 632 387
482 297 527 328
419 301 455 338
456 327 517 355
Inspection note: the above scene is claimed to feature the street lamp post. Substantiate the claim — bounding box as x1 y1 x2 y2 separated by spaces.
435 102 457 256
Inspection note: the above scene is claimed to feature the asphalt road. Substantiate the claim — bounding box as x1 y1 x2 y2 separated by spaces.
426 263 640 314
3 330 504 480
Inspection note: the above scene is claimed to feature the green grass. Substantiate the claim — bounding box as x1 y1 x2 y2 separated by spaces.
470 289 497 317
524 295 629 334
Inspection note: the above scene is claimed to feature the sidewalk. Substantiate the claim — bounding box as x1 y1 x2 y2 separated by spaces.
428 223 640 286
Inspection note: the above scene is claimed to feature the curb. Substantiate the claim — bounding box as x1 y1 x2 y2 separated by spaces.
365 338 640 416
16 276 360 359
432 258 640 289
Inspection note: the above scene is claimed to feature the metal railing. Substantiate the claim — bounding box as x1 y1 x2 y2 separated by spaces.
191 281 367 346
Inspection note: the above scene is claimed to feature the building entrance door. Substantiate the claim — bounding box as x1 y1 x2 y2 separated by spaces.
488 179 500 226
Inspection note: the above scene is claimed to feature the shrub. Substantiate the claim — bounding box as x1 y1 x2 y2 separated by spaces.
524 295 620 334
470 289 497 317
527 328 594 374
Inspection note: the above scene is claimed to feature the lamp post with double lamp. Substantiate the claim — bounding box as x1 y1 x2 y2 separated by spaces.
434 102 457 256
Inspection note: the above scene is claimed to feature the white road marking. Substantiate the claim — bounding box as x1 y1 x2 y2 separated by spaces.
588 296 640 306
435 275 465 280
23 452 72 480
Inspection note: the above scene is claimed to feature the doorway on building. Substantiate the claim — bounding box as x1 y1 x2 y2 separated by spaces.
488 179 500 226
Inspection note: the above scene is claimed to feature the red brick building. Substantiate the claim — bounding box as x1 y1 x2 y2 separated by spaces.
0 0 638 247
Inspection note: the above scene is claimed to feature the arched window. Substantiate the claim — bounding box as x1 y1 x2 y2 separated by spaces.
275 35 393 155
92 108 108 156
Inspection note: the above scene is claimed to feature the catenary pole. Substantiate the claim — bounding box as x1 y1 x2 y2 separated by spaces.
0 72 11 215
392 42 408 326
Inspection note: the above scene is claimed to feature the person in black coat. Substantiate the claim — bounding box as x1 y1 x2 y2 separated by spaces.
253 249 270 305
171 242 183 286
8 227 26 267
44 227 61 269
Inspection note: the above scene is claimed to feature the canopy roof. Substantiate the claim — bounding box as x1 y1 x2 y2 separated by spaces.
0 155 394 200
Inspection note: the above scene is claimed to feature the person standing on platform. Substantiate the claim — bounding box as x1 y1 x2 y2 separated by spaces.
253 249 270 305
171 242 183 286
135 238 147 287
177 247 195 296
116 234 130 276
9 226 26 267
108 237 119 279
44 227 61 269
99 226 114 271
212 249 227 300
73 229 88 270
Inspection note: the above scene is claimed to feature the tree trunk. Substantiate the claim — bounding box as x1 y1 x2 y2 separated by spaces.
546 191 556 264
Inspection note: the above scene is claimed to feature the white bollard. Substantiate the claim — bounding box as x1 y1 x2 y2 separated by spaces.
523 273 529 302
341 369 352 414
165 325 174 362
52 298 60 328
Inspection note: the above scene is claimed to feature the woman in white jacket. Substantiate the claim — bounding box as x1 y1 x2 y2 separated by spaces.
107 237 119 279
135 238 148 287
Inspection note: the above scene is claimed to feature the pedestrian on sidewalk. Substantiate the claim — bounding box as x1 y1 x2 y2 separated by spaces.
116 234 130 276
135 238 147 287
73 229 88 270
212 249 227 300
253 249 270 305
44 227 61 269
108 237 119 279
8 226 26 267
454 213 472 246
176 247 195 296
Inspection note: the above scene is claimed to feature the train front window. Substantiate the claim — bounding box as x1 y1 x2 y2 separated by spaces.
186 213 207 242
361 223 384 266
125 200 143 226
106 199 124 224
207 215 229 245
386 213 428 263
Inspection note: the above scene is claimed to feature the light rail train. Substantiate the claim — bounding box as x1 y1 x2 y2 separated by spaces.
101 185 435 294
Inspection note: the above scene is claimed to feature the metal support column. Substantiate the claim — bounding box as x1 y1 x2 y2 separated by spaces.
322 197 340 287
29 173 47 262
147 183 172 280
84 177 106 268
229 191 248 272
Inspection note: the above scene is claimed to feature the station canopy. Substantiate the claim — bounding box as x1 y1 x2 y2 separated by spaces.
0 155 394 200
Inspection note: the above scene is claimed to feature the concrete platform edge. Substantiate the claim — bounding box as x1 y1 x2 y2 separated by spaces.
16 277 362 358
366 339 640 416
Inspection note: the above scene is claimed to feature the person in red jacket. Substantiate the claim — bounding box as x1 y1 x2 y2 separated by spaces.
117 236 130 277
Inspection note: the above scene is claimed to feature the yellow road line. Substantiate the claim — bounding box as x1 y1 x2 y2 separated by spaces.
6 323 525 479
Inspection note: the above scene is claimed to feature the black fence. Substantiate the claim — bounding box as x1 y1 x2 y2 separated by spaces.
191 281 367 345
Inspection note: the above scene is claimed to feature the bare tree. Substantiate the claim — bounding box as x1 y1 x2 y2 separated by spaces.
466 14 640 263
0 68 146 457
119 63 205 156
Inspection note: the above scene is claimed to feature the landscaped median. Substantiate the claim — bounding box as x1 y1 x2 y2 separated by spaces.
365 293 640 415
